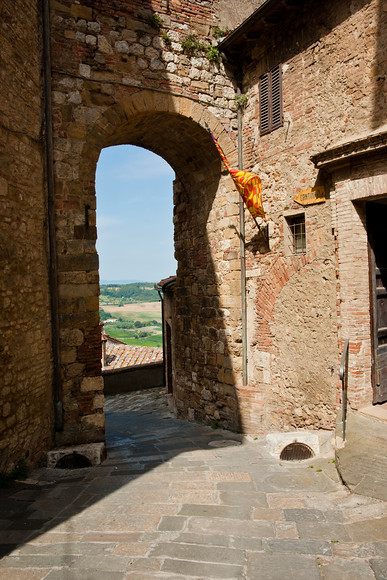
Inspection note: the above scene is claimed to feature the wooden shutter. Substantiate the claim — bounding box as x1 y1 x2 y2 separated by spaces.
259 64 283 135
259 73 270 135
270 64 283 131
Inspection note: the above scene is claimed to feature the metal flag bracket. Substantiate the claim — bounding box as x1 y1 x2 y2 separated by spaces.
204 122 268 241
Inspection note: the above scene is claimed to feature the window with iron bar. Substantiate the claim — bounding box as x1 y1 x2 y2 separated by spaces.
286 214 306 254
259 64 283 136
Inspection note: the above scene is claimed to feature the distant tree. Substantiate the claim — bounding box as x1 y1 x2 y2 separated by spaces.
99 308 109 321
100 282 160 303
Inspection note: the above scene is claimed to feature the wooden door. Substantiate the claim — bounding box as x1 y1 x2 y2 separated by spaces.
367 200 387 403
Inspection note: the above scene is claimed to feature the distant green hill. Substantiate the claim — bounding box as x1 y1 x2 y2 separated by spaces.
100 282 159 304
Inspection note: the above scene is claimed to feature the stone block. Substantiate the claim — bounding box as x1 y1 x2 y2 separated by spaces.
58 254 99 273
59 283 98 299
60 348 77 365
81 376 104 393
65 363 85 379
247 553 321 580
70 4 92 19
46 441 106 467
93 393 104 410
61 329 84 347
152 541 244 566
84 296 99 311
162 559 243 579
81 412 105 429
265 431 334 459
157 516 186 531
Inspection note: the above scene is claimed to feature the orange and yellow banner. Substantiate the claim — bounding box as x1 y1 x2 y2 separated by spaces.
207 127 265 220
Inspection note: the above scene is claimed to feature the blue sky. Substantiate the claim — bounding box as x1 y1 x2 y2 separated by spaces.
95 145 177 283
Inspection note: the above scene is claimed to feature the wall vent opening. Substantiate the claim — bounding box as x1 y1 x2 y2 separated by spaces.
55 452 92 469
280 442 314 461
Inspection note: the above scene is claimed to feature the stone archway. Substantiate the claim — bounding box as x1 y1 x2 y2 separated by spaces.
55 91 243 447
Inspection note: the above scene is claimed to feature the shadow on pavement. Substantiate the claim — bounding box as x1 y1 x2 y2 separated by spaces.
0 388 242 559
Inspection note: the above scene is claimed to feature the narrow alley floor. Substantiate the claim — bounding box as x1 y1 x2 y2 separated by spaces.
0 387 387 580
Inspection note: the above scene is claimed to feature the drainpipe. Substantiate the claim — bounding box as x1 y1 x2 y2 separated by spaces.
42 0 63 431
237 82 248 386
155 285 166 388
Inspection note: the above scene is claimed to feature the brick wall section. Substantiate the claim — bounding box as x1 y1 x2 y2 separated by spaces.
0 0 54 470
330 154 387 409
236 0 386 430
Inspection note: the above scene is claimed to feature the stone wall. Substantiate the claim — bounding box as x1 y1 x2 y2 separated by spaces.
214 0 263 31
0 0 54 470
49 0 246 440
103 363 163 395
48 0 385 439
236 0 384 432
2 0 383 467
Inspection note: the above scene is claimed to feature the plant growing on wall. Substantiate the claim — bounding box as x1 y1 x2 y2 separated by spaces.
206 45 221 64
235 93 249 108
161 33 172 47
212 26 229 39
181 32 222 65
147 13 163 30
181 34 206 57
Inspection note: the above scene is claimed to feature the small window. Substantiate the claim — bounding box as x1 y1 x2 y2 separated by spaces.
285 214 306 254
259 64 283 135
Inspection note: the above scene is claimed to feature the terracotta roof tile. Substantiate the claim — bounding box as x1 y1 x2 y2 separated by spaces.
104 336 163 371
157 276 176 289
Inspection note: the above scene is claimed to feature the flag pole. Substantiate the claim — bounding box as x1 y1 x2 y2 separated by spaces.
237 95 248 387
204 122 264 230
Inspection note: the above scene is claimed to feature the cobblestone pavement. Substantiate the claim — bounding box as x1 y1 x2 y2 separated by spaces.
1 387 387 579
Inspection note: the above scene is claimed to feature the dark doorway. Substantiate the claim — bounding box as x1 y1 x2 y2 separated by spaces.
367 199 387 403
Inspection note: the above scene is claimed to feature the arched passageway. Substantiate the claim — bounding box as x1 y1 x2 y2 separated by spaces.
55 92 244 447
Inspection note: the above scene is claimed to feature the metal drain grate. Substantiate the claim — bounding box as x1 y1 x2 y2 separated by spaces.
280 442 314 461
55 452 92 469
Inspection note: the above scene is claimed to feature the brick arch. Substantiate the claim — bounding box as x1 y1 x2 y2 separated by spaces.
80 90 237 182
56 90 243 446
253 254 311 354
251 248 337 432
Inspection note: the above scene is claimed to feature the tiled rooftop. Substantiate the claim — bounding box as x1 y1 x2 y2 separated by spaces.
103 335 163 371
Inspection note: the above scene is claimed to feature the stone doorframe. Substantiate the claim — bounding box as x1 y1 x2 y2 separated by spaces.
312 131 387 410
54 90 243 447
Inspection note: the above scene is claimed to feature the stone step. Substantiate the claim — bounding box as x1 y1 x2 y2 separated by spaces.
336 409 387 502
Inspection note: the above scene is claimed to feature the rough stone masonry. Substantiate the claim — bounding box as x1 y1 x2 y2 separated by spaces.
1 0 386 472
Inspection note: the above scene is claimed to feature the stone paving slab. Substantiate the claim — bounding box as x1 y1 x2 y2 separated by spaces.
247 553 321 580
336 410 387 502
318 557 377 580
0 388 386 579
